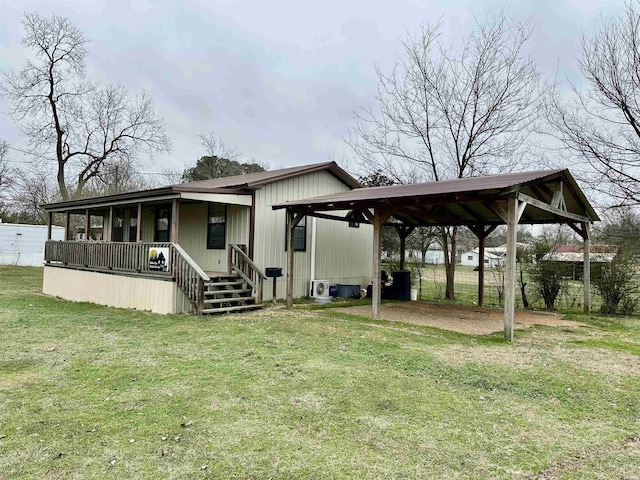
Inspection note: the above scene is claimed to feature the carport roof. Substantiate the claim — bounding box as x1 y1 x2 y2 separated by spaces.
273 168 600 226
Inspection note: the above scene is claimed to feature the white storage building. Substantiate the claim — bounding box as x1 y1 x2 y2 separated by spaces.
0 222 65 267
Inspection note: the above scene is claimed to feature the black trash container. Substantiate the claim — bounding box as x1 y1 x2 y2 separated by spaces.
392 270 411 301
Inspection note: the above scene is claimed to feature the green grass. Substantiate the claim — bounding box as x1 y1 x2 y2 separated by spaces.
1 266 639 479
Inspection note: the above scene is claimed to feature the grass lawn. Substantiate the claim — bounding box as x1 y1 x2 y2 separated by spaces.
1 266 639 479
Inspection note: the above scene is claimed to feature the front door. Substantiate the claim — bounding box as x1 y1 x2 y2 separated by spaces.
154 206 171 242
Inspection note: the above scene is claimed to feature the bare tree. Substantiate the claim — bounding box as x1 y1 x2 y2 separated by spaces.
10 167 58 224
347 14 545 299
0 141 11 195
547 2 640 208
199 131 241 161
1 13 170 202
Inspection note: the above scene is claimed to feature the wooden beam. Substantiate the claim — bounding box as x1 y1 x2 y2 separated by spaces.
136 202 143 242
85 209 91 241
504 197 519 342
64 211 71 241
47 211 53 241
582 222 591 315
486 200 509 223
476 226 486 307
171 198 180 244
285 210 305 309
516 193 590 223
394 224 415 270
107 206 114 242
372 208 383 319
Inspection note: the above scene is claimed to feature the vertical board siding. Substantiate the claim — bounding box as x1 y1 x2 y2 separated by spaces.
42 266 185 314
253 171 373 300
177 202 249 273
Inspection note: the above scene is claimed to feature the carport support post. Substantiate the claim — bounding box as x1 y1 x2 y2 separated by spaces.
504 197 519 342
477 227 486 307
372 209 383 319
285 209 304 309
583 222 591 315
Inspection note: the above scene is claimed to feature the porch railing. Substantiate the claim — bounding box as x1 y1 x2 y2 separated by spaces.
44 241 210 313
228 244 265 304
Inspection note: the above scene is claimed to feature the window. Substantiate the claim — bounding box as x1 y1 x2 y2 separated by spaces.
113 209 124 242
154 206 170 242
129 208 138 242
207 204 226 249
286 216 307 251
467 255 473 261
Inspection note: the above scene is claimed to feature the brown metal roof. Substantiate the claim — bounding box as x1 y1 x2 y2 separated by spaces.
43 161 361 211
174 161 361 192
273 169 600 225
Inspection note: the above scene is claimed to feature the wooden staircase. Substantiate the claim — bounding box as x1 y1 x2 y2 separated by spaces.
201 273 263 315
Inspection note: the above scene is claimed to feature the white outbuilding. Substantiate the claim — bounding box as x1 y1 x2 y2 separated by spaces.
460 248 504 268
0 221 65 266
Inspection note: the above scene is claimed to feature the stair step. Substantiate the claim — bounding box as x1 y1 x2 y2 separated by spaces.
201 304 263 315
206 281 245 288
204 288 253 296
208 274 239 280
204 296 256 305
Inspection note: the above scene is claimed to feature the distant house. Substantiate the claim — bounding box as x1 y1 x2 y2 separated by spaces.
0 221 65 267
41 162 373 314
460 248 504 268
545 244 617 279
486 242 531 260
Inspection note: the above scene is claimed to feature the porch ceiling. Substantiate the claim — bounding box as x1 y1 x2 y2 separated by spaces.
42 191 251 213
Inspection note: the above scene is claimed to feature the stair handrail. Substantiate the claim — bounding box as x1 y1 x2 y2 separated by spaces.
171 243 210 313
228 244 266 304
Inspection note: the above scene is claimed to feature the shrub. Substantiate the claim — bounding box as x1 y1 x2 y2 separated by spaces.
593 254 639 315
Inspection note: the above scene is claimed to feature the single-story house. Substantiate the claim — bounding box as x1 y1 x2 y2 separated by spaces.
41 162 373 314
460 248 504 268
544 244 617 280
0 221 65 266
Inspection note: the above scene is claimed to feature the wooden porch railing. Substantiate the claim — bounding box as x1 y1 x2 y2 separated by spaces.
44 241 210 313
228 244 265 304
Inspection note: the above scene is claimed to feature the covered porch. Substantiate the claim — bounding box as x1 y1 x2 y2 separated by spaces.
275 169 599 342
43 188 265 314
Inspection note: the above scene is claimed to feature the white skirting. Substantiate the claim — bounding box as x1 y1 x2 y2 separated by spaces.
43 266 191 314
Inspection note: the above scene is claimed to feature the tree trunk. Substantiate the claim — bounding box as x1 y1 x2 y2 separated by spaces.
441 227 457 300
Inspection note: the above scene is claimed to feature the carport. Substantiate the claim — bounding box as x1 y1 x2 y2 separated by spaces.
273 169 599 341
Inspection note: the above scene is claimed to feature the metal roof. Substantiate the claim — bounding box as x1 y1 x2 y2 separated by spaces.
273 169 600 226
43 161 360 211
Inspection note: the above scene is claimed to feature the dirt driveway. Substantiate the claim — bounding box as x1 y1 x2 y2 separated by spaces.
335 302 584 335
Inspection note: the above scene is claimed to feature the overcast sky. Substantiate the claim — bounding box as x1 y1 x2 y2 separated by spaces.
0 0 624 181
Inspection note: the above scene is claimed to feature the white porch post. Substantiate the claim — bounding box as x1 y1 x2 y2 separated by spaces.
583 222 591 315
504 197 519 342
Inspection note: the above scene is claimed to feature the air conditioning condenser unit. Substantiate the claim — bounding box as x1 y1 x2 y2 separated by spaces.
310 280 330 298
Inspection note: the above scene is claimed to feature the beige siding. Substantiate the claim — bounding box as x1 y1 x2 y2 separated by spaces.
177 202 249 272
43 266 190 314
253 171 373 300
